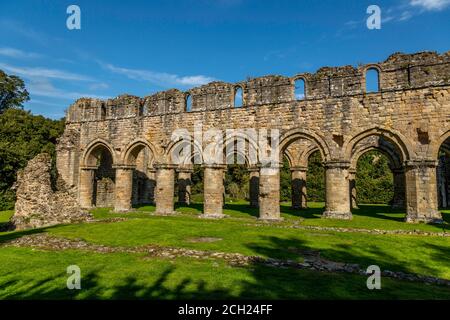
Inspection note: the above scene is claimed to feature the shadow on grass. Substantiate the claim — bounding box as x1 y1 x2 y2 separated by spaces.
351 204 405 222
2 235 450 300
0 227 48 244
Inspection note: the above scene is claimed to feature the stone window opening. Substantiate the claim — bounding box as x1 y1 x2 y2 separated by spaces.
138 104 144 117
185 94 192 112
234 86 243 108
100 105 107 120
294 78 306 100
365 68 380 93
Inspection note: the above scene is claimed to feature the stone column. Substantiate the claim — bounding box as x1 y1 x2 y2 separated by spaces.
323 161 352 220
248 166 259 208
348 169 358 209
177 167 193 205
258 164 282 221
79 166 96 209
144 169 156 204
291 166 307 209
391 168 406 209
154 164 176 215
113 165 135 212
202 164 226 218
405 160 442 223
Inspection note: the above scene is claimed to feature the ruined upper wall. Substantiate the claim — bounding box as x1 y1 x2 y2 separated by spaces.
66 51 450 123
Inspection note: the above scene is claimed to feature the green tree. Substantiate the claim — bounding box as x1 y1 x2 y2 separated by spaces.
0 70 29 113
0 108 65 210
356 151 394 204
306 151 325 202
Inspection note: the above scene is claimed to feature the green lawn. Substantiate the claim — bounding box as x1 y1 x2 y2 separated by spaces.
0 203 450 299
1 247 449 300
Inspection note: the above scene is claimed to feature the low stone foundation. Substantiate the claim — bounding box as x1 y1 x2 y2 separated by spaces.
11 153 92 230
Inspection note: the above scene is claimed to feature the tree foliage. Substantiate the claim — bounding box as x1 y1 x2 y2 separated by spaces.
356 150 394 204
0 69 30 113
0 108 65 210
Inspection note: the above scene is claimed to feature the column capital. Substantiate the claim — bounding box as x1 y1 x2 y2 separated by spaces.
201 164 226 169
323 161 351 169
257 162 283 169
290 166 308 172
112 164 136 170
247 166 260 173
154 163 178 170
80 165 98 171
405 159 438 168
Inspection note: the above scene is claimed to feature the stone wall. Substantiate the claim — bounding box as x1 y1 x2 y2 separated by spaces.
11 153 92 230
39 51 450 223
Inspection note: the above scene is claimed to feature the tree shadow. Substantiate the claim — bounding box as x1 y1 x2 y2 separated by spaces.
0 226 48 244
280 203 323 219
2 234 450 300
223 203 259 218
351 204 405 222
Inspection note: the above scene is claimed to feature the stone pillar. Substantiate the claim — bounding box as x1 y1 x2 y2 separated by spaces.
291 166 307 209
154 164 176 215
391 168 406 209
177 167 193 205
248 166 259 208
113 165 135 212
79 166 96 209
202 164 226 218
144 169 156 204
258 164 282 221
349 169 358 209
405 160 442 223
323 161 352 220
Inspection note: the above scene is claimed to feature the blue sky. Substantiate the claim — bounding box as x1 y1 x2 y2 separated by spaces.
0 0 449 119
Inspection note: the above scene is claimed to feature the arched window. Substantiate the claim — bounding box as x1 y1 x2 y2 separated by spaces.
294 78 306 100
185 94 192 112
234 86 243 108
365 68 380 93
101 105 107 120
138 104 144 116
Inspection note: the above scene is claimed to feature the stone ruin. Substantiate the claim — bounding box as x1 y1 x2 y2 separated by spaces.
11 153 92 230
10 50 450 228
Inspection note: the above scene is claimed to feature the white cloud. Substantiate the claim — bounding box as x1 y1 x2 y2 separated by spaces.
100 62 216 87
0 47 42 59
0 62 93 81
410 0 450 11
27 78 109 100
89 82 109 90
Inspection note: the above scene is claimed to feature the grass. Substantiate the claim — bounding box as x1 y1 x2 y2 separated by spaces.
0 203 450 299
131 200 450 233
1 247 449 300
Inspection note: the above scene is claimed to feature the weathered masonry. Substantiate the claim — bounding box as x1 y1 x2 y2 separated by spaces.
55 51 450 223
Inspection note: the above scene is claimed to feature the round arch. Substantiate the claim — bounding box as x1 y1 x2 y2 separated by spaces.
223 131 259 166
121 139 158 166
279 128 331 162
429 129 450 160
350 145 402 171
82 139 117 167
166 138 204 166
343 127 414 163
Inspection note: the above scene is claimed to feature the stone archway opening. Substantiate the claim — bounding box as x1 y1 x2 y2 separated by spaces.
93 148 115 207
348 135 406 220
80 143 116 209
112 141 157 212
437 137 450 212
130 146 155 207
281 138 325 218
